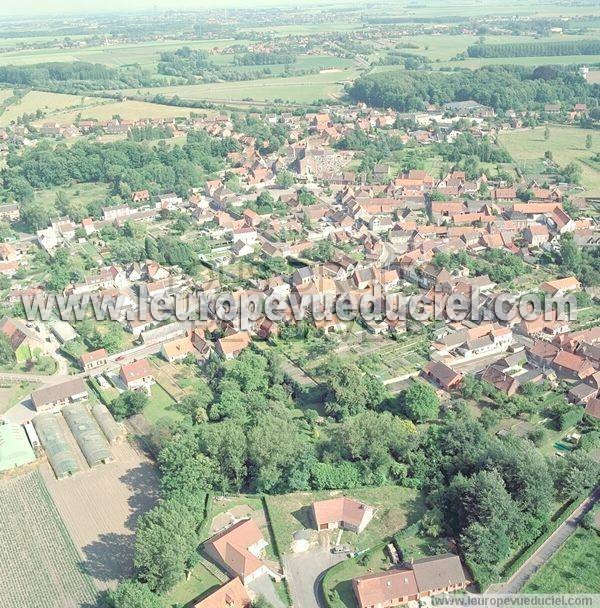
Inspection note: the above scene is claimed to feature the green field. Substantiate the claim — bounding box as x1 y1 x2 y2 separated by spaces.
0 90 107 126
0 471 98 608
523 528 600 593
499 126 600 195
119 69 360 104
31 98 210 125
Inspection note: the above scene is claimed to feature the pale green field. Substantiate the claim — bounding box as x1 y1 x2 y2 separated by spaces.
499 126 600 195
31 98 211 125
0 90 108 126
118 68 360 103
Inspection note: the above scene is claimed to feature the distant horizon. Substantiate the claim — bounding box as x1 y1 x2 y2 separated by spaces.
0 0 369 19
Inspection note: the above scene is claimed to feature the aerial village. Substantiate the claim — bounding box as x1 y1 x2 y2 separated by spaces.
0 90 599 608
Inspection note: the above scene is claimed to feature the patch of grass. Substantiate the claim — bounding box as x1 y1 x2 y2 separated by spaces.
523 528 600 593
118 69 360 104
161 561 221 608
144 381 183 425
266 486 425 555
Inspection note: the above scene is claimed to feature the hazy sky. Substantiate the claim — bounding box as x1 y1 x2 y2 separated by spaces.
3 0 346 18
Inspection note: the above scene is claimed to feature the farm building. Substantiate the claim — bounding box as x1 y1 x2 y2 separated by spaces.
0 424 36 472
33 414 79 479
62 403 112 467
31 377 88 412
91 402 125 445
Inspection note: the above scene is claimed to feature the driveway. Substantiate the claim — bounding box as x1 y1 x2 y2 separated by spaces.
284 548 347 608
248 574 286 608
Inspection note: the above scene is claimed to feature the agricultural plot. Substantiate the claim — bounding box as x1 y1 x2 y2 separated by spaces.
40 440 160 591
33 98 210 125
0 470 98 608
498 125 600 195
0 91 107 126
118 69 360 104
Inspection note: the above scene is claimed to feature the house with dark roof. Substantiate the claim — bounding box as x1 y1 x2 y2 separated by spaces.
353 553 470 608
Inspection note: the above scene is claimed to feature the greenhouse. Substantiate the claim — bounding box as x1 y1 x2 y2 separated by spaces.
91 402 124 445
63 403 112 467
33 414 79 479
0 424 36 472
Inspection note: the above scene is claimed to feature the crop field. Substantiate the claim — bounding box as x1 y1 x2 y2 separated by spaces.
499 126 600 195
29 98 209 126
523 527 600 593
0 90 109 126
0 470 98 608
40 441 160 591
118 69 360 104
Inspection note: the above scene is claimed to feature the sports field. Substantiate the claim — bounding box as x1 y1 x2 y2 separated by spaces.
0 471 98 608
499 126 600 195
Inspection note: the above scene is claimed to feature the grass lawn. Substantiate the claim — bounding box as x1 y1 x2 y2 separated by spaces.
498 125 600 195
0 381 36 414
266 486 425 555
523 528 600 593
33 182 110 210
144 381 183 425
161 562 221 608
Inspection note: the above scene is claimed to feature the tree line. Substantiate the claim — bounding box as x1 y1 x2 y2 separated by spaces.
467 39 600 58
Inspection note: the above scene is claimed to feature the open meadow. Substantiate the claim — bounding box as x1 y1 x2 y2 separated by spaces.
499 125 600 195
118 69 360 104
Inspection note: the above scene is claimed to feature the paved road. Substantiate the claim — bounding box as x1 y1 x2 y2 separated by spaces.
491 487 600 593
0 342 162 386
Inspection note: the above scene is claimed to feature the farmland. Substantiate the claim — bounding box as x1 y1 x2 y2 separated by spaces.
0 470 98 608
31 98 212 125
40 441 160 591
499 125 600 195
0 91 107 126
118 69 360 104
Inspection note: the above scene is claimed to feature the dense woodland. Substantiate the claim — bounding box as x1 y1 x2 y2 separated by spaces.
348 65 599 112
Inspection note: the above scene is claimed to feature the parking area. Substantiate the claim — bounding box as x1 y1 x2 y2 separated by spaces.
283 548 346 608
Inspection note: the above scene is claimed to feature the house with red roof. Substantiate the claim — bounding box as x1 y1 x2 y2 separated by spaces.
203 519 271 585
311 497 374 534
